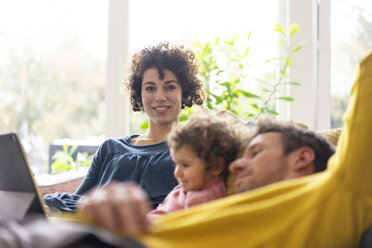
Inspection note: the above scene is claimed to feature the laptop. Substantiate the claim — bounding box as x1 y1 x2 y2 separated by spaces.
0 132 48 220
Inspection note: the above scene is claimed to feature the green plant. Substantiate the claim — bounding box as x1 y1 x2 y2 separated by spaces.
194 32 259 117
51 144 93 174
254 23 304 119
139 23 304 129
194 22 304 121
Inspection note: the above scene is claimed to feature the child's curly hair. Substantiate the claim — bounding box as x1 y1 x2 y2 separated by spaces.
125 42 205 111
167 111 249 182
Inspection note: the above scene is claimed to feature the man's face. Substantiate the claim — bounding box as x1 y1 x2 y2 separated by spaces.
229 132 290 193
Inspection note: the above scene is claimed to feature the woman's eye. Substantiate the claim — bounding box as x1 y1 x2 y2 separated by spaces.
145 86 155 92
166 85 176 90
182 163 189 168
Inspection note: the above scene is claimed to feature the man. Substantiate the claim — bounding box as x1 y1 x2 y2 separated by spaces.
1 52 371 248
76 51 372 247
77 119 335 236
229 119 335 193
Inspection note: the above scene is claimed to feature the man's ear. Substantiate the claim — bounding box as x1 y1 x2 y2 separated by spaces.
212 157 225 176
292 147 315 172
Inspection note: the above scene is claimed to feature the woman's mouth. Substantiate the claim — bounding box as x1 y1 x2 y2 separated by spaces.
153 106 170 113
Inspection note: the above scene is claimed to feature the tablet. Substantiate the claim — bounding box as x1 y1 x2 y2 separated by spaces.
0 132 48 220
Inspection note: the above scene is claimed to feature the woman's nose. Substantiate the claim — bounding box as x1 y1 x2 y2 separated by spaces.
155 88 167 101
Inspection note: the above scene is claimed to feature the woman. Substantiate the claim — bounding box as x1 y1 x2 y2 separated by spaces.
43 42 205 212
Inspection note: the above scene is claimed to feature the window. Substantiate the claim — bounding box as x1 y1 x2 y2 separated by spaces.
330 0 372 128
0 0 108 174
3 0 360 176
128 0 279 134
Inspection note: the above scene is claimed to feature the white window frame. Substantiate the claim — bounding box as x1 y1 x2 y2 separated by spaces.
278 0 330 130
105 0 130 137
317 0 331 130
106 0 331 136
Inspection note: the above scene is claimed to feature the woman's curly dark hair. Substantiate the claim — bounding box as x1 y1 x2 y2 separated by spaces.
125 42 205 111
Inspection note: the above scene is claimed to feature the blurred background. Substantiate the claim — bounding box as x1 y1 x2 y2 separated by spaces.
0 0 371 175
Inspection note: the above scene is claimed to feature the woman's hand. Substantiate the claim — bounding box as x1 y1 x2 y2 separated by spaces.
77 182 151 235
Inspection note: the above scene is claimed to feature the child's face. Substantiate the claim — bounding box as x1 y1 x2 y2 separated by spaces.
171 145 217 192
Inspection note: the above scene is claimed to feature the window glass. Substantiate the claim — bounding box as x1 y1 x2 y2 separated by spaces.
128 0 280 134
330 0 372 128
0 0 107 174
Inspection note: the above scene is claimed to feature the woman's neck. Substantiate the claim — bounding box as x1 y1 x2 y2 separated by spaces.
132 121 175 146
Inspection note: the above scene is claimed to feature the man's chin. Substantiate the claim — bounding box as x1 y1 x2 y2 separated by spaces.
235 185 247 193
235 184 255 193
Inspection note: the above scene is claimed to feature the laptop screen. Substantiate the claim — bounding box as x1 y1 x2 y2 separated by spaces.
0 132 47 220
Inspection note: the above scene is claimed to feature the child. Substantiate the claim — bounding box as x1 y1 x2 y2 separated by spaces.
148 111 248 218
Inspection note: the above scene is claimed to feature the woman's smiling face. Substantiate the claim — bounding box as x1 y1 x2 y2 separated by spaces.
141 68 182 127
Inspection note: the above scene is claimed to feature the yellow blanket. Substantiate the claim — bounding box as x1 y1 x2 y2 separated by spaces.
131 51 372 247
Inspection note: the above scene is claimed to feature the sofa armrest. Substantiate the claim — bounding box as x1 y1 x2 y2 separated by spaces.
38 177 83 197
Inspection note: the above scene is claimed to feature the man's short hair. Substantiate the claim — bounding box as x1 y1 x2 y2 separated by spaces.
253 119 336 172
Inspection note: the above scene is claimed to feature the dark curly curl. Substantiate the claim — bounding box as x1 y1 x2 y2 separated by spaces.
167 111 244 182
125 42 205 111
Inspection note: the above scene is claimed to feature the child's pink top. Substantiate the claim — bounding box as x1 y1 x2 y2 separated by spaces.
147 176 226 219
